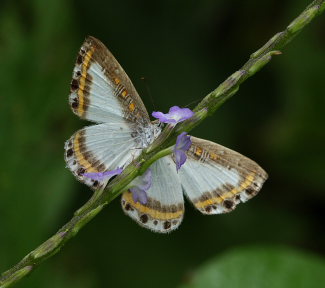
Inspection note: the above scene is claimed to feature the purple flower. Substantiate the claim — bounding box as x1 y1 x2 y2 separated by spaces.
129 169 152 205
130 187 148 205
174 132 192 172
83 168 123 181
152 106 194 124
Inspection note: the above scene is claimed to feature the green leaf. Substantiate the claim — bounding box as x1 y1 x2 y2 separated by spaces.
179 246 325 288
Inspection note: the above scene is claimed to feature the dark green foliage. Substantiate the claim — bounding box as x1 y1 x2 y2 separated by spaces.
179 246 325 288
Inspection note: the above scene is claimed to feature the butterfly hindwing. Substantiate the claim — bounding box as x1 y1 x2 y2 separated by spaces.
69 36 150 124
179 137 268 214
121 156 184 233
65 121 142 190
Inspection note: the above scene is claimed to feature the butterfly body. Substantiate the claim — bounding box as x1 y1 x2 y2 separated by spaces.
65 36 267 233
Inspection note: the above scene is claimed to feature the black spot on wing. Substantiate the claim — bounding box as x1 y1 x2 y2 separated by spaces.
77 167 85 176
77 54 83 65
71 79 79 91
223 199 234 209
163 221 171 230
66 148 73 158
140 214 148 223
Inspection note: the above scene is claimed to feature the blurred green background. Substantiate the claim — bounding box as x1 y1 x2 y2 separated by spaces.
1 0 324 287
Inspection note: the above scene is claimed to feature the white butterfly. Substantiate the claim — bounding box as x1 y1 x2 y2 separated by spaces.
64 36 268 233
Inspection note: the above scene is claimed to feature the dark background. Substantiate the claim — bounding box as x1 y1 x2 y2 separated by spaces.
0 0 324 287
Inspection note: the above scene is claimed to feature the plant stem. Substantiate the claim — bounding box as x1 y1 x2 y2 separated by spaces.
1 0 324 287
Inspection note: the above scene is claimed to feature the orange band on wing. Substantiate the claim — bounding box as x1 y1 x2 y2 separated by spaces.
77 48 95 116
195 174 255 208
73 131 98 173
123 192 183 220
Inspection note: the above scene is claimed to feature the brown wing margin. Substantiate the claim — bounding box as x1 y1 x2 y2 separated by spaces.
69 36 150 123
180 137 268 214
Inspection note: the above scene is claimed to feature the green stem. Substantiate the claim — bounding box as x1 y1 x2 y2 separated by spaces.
138 146 174 174
1 0 324 287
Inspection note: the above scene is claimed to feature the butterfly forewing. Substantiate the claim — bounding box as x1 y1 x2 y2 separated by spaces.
179 137 268 214
69 36 150 124
121 156 184 233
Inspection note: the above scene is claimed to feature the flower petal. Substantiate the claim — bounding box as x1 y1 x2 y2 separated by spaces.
175 132 192 151
169 106 194 122
151 111 176 123
131 169 152 191
83 168 123 181
175 150 187 172
173 132 192 172
128 169 152 205
130 186 148 205
152 106 194 124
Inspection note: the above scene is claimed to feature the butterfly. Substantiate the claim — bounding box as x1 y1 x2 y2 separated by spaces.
64 36 268 233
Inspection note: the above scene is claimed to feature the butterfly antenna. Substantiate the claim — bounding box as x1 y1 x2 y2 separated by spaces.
140 76 156 111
